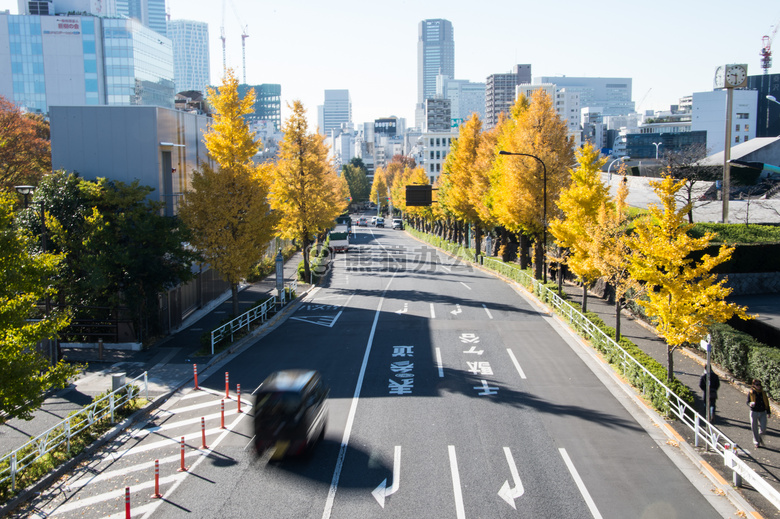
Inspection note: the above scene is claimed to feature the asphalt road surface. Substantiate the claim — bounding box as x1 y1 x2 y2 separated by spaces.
16 216 745 519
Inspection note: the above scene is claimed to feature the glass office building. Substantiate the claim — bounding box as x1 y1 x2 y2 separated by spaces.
167 19 210 94
0 13 174 112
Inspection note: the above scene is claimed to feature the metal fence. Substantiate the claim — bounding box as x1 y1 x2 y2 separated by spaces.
0 372 148 493
209 279 298 354
482 256 780 510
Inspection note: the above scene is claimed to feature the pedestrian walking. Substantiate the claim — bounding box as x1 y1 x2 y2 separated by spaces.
747 379 771 448
699 369 720 420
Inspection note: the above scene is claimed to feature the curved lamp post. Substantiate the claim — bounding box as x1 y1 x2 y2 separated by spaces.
607 156 631 181
652 142 662 160
498 150 548 283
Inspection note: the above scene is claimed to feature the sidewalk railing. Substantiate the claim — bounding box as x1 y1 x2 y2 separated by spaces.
0 371 147 493
483 255 780 510
209 279 298 354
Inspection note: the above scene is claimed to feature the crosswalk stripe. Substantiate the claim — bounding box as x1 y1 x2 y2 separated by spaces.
64 451 201 490
130 408 248 437
158 396 246 415
45 473 186 516
100 426 234 461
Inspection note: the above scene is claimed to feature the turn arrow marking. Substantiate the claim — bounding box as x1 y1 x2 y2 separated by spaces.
498 447 524 509
372 445 401 508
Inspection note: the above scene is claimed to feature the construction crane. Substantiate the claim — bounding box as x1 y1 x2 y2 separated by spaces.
220 0 227 75
761 20 780 74
220 0 248 82
240 26 249 84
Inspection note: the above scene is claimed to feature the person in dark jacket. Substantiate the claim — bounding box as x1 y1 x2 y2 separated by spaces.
699 370 720 420
747 379 772 448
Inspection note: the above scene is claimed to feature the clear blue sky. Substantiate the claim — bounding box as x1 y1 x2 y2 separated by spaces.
3 0 779 128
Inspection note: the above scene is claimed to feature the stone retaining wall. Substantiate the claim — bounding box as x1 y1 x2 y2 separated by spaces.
722 272 780 295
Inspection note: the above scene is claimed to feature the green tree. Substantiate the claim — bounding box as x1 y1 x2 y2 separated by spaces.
270 100 346 281
0 95 51 191
549 143 609 310
342 162 370 203
0 192 76 421
493 90 575 279
178 69 276 316
628 174 751 382
28 172 198 339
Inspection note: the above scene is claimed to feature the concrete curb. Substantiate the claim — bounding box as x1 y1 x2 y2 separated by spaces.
0 287 312 516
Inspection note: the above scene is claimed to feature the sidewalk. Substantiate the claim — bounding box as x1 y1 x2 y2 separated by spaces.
559 281 780 516
0 252 307 458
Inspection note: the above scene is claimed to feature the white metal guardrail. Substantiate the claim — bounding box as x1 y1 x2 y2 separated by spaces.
210 280 298 354
0 371 147 493
482 255 780 510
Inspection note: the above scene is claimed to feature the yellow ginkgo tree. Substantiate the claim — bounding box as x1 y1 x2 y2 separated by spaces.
270 100 346 281
549 143 609 310
628 174 751 382
178 69 277 316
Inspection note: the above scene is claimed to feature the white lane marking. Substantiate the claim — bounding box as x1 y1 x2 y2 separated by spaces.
100 426 229 461
460 282 471 290
162 398 230 416
507 349 527 380
498 447 525 509
51 473 186 514
130 407 249 438
559 448 603 519
181 386 227 400
448 445 466 519
482 304 493 319
63 451 198 491
322 274 396 519
372 445 401 508
435 348 444 378
440 264 452 273
430 303 436 319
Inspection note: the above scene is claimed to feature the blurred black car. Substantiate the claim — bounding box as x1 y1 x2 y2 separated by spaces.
253 370 328 459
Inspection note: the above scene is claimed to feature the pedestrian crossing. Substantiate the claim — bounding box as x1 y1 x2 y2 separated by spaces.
16 386 251 519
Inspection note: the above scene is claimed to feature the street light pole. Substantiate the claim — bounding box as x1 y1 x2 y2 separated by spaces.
498 150 548 283
607 156 631 181
652 142 662 160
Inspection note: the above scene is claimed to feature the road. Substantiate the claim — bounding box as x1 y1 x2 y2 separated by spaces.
14 216 744 518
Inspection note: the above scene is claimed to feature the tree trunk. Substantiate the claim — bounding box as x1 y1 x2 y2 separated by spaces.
557 264 563 297
302 236 311 283
667 345 675 383
519 233 530 269
581 283 588 313
615 297 622 341
533 238 544 280
231 282 239 317
474 226 482 256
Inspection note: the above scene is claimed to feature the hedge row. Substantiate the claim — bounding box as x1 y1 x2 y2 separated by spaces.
408 227 694 415
710 323 780 401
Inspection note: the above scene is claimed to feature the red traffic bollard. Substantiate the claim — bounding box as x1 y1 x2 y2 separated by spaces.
193 364 199 390
225 372 230 399
125 486 131 518
151 459 161 498
237 384 242 413
200 416 208 449
178 436 187 472
220 399 225 429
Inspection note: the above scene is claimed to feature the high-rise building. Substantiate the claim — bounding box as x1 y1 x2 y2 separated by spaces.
168 20 210 94
317 89 352 136
436 76 485 126
0 13 174 113
18 0 117 16
416 18 454 127
748 73 780 138
485 64 531 129
534 76 634 116
423 98 451 132
692 89 758 154
116 0 167 36
236 84 282 131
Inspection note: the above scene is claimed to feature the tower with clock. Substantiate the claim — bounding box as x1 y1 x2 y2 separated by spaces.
713 63 748 223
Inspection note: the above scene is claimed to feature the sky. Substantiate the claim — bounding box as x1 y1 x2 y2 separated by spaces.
3 0 780 128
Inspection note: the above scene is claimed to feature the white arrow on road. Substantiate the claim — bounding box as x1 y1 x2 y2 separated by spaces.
395 303 408 314
498 447 524 509
372 445 401 508
451 304 462 315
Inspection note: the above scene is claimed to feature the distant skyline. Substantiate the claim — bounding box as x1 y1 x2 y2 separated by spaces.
2 0 779 130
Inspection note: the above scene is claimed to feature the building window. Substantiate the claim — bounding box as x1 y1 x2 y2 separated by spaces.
735 136 740 143
735 124 740 131
736 113 749 119
745 124 750 131
744 136 749 142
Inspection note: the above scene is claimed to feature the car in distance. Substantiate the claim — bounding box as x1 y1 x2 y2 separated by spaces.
357 217 368 227
376 217 385 228
253 370 329 459
392 218 403 230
